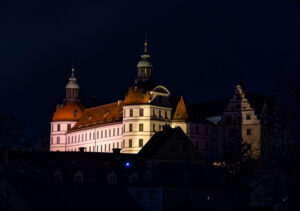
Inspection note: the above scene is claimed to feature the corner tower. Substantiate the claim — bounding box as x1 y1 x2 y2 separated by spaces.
50 66 84 152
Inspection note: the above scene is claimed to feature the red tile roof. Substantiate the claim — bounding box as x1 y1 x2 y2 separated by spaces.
70 101 123 131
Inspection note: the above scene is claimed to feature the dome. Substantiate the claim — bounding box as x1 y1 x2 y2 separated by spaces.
124 86 151 105
65 78 79 89
52 102 84 121
137 54 152 68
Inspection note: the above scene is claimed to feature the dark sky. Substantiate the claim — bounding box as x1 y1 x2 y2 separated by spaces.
0 0 299 139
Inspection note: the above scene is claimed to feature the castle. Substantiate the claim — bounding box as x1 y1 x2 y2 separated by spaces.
50 40 291 160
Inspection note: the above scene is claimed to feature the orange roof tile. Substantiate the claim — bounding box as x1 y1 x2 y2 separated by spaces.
52 102 84 122
123 86 151 105
70 101 123 131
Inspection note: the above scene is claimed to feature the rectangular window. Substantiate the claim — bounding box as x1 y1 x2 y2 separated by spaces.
101 145 103 152
105 130 107 138
97 131 99 139
97 146 99 152
57 137 60 144
247 129 252 135
139 123 144 132
67 124 71 131
89 133 91 140
117 128 119 136
51 137 53 144
113 128 115 136
93 132 95 139
105 144 106 152
153 124 156 132
139 109 144 116
89 146 91 152
117 142 119 148
165 111 168 118
139 139 143 147
109 129 111 137
123 125 125 133
109 144 111 152
72 136 73 143
101 131 103 138
196 126 199 134
246 115 251 120
75 136 77 142
113 143 115 149
130 109 133 117
153 109 156 117
205 127 209 136
129 124 133 132
129 139 132 147
93 146 95 152
159 125 162 131
159 110 161 117
78 135 80 142
57 124 60 131
85 133 87 140
123 140 125 148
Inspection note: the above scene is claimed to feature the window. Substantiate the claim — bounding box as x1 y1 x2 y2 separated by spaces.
129 139 132 147
205 127 209 136
139 109 144 116
153 109 156 117
93 146 95 152
101 145 103 152
117 128 119 136
75 136 77 142
123 125 125 133
101 131 103 138
57 124 60 131
109 144 111 151
97 145 99 152
129 124 133 132
139 139 143 147
78 135 80 142
153 124 156 132
97 131 99 139
57 137 60 144
82 134 84 141
89 133 91 140
74 110 77 117
72 136 73 143
105 130 107 138
117 142 119 148
93 132 95 139
109 129 111 137
246 115 251 120
130 109 133 117
196 126 199 135
89 146 91 152
113 143 115 149
139 123 143 131
85 133 87 140
159 110 161 117
165 111 168 118
159 125 162 131
67 124 71 131
113 128 115 136
123 140 125 148
205 142 208 151
105 145 106 152
247 129 252 135
51 137 53 144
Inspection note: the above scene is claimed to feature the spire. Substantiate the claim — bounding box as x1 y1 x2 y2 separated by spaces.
65 64 80 102
239 70 246 89
71 63 75 78
144 33 148 53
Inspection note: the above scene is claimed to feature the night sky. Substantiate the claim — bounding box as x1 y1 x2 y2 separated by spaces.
0 0 299 139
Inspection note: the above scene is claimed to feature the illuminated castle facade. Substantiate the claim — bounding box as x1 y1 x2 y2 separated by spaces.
50 40 290 159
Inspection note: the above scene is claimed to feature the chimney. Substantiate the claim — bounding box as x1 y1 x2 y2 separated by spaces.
79 147 85 153
112 148 121 160
117 100 123 106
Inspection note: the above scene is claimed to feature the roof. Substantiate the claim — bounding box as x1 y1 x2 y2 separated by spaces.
138 126 204 161
171 96 218 124
52 102 84 122
244 91 276 115
123 85 151 105
70 101 123 131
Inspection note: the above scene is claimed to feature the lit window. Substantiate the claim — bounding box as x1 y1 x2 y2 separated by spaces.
129 124 133 132
139 109 144 116
139 139 143 147
130 109 133 117
129 139 132 148
139 123 143 132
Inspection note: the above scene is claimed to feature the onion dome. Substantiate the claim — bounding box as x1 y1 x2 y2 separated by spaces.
124 86 151 105
52 102 84 121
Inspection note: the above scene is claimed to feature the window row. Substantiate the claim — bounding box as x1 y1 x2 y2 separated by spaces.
191 126 210 136
124 108 169 119
67 141 124 152
127 139 144 148
124 123 167 133
66 127 123 144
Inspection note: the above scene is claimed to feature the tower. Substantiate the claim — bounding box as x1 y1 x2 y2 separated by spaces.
50 66 84 152
135 37 153 85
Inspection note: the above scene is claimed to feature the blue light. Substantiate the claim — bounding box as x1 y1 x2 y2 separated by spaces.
124 161 131 168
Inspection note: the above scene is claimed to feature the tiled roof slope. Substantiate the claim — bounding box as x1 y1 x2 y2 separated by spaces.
70 101 123 131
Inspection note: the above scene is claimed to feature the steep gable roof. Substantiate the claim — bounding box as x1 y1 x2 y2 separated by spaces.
138 126 204 161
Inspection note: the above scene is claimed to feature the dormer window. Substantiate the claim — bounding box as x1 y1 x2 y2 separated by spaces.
74 110 77 117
